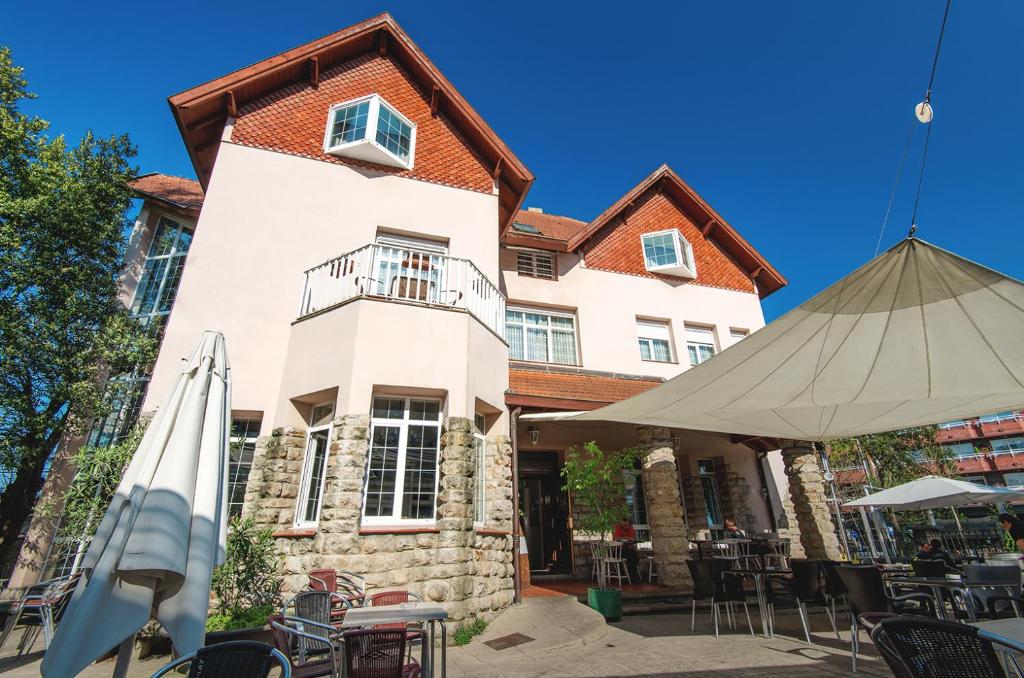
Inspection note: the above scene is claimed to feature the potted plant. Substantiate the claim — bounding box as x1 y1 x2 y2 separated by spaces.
204 515 282 644
561 441 639 620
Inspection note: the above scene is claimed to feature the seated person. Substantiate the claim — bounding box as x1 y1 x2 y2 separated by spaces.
723 517 747 539
928 539 956 568
914 541 935 560
612 516 640 582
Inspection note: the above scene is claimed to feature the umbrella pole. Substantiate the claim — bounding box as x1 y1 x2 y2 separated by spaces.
112 632 135 678
950 507 967 555
859 507 881 562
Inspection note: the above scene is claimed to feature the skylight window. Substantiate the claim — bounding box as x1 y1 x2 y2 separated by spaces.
511 222 540 234
324 94 416 169
641 229 696 278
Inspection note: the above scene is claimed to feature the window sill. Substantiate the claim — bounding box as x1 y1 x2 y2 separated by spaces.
509 359 580 368
359 525 440 535
641 358 678 365
474 528 511 536
272 528 317 539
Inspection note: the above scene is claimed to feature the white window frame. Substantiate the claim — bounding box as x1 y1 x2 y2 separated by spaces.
473 413 487 527
362 397 443 526
636 319 674 363
515 250 557 280
294 403 334 528
130 214 193 326
506 307 579 365
641 229 697 278
228 416 263 519
323 94 417 169
685 324 717 366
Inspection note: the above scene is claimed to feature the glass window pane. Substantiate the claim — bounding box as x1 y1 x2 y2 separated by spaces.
638 339 652 361
375 103 412 161
651 339 672 362
474 434 486 524
301 430 330 523
400 424 438 520
372 397 405 419
365 425 399 517
329 101 370 147
506 325 524 360
551 330 577 365
526 327 549 362
642 232 679 268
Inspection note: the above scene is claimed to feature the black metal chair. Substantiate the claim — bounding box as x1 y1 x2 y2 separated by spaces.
821 560 848 641
779 560 837 644
912 558 948 578
343 628 421 678
150 640 291 677
870 616 1012 678
837 564 935 672
962 565 1022 620
686 559 754 637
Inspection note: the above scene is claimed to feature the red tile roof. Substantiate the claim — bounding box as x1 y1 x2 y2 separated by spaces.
167 13 532 233
129 173 204 216
512 210 587 241
507 368 662 410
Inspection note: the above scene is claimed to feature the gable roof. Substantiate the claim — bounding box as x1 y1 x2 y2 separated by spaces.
567 165 786 297
167 13 532 233
129 173 204 218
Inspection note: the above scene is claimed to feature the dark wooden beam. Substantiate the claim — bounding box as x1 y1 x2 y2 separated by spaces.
225 91 237 118
309 56 320 88
186 110 226 132
430 85 441 116
378 30 389 56
701 219 717 236
750 266 764 281
492 157 503 181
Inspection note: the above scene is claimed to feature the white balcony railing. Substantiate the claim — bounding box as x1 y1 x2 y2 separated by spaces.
299 243 506 340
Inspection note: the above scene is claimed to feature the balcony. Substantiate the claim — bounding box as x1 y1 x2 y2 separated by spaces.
299 243 506 339
979 412 1024 438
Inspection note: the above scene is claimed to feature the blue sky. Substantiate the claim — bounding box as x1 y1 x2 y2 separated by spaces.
6 1 1021 320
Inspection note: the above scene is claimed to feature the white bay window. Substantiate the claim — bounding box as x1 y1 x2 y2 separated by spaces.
641 229 696 278
506 308 578 365
323 94 417 169
364 397 442 525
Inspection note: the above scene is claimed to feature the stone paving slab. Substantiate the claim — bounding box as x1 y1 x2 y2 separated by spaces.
0 599 889 677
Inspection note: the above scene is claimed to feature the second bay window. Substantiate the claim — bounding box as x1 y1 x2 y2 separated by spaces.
506 308 578 365
363 397 442 525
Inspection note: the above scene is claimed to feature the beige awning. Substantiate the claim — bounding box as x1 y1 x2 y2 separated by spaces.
569 238 1024 441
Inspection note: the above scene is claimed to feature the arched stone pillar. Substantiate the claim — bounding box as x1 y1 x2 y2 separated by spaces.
635 426 690 587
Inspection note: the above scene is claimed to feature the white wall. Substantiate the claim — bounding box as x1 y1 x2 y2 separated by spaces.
144 143 503 433
500 248 766 380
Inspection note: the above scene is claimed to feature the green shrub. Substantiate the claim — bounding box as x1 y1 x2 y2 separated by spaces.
206 604 277 632
206 516 281 631
452 617 488 646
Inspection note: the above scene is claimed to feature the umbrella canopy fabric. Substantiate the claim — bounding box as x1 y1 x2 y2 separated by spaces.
566 238 1024 441
842 475 1024 510
42 331 231 677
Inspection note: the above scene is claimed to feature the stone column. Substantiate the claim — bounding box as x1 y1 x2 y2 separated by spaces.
635 426 690 587
432 417 475 622
780 440 841 560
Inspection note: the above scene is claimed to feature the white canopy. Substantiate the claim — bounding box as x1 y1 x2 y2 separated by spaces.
42 331 231 677
843 475 1024 510
565 238 1024 441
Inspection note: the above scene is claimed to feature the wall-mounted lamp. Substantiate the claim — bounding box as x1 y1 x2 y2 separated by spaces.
671 436 681 450
528 425 540 446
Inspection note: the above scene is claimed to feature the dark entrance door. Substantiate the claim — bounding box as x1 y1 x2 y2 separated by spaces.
518 451 571 575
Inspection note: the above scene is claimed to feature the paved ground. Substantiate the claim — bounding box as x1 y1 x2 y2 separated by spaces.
0 595 890 677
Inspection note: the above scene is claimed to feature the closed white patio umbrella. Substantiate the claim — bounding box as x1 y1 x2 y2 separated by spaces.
561 238 1024 441
41 331 231 677
843 475 1024 511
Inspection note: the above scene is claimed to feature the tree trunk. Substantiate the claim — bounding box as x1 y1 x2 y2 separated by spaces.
0 455 49 577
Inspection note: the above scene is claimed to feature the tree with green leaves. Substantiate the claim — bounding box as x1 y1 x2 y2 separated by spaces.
561 441 640 589
0 46 154 572
827 426 958 490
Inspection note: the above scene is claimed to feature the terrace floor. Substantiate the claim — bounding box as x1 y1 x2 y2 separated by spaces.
0 594 889 677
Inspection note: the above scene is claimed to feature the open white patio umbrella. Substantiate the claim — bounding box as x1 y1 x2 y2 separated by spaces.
41 331 231 678
548 238 1024 440
843 475 1024 511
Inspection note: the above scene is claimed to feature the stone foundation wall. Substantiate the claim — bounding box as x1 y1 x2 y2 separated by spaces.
716 462 755 534
242 415 514 624
679 475 708 538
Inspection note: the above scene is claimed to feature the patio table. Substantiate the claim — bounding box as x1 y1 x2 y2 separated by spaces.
886 575 1018 621
340 601 448 677
972 618 1024 675
730 568 792 637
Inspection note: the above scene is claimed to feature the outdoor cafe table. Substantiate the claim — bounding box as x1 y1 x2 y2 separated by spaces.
731 568 792 638
885 575 1020 622
340 601 448 677
972 618 1024 674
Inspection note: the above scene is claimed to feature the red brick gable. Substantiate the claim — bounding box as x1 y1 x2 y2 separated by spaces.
231 54 493 194
582 188 756 293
